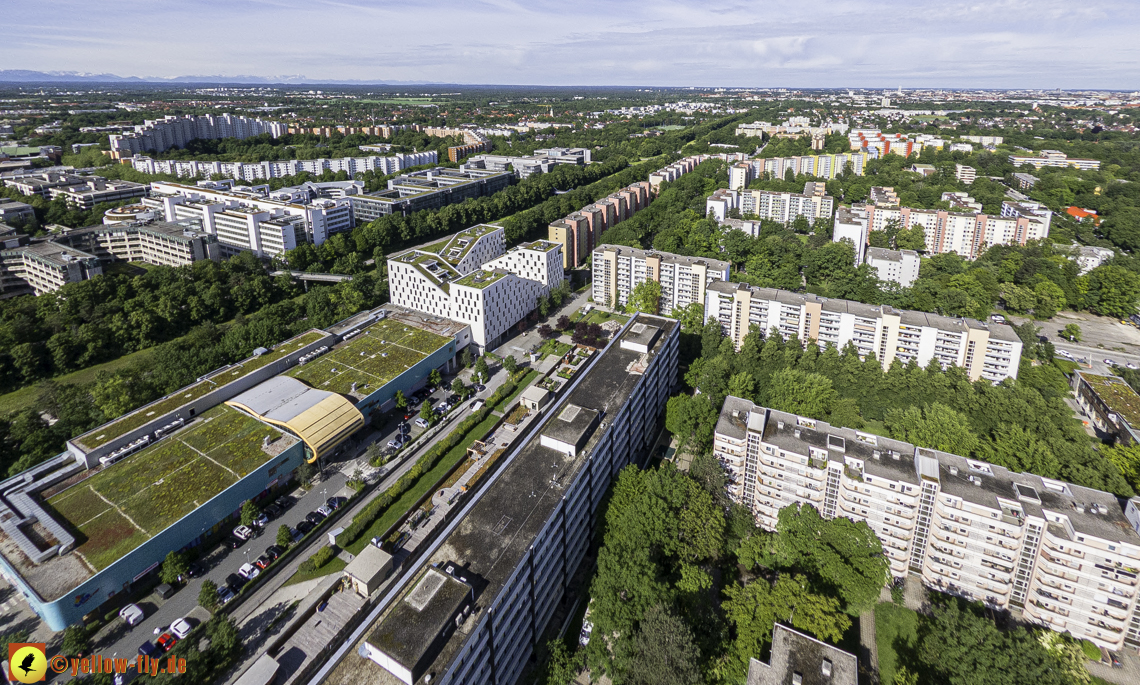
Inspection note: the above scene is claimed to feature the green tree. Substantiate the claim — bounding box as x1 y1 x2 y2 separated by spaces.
1084 264 1140 318
460 348 473 369
428 368 442 388
474 356 490 383
897 224 927 252
451 377 467 398
1000 283 1036 314
198 580 219 610
540 640 582 685
419 400 433 424
159 550 188 585
885 402 979 456
393 390 408 410
765 368 837 420
1061 323 1081 342
623 604 702 685
61 623 90 656
629 280 662 315
297 460 315 485
240 500 260 526
666 394 717 452
502 355 518 375
726 372 755 401
277 524 293 548
675 302 706 334
1033 280 1066 319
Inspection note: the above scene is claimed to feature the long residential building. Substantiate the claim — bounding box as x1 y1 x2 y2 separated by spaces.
145 180 353 256
388 224 564 351
108 113 288 157
705 280 1023 383
350 167 512 223
47 178 148 209
54 220 220 268
592 244 729 316
547 181 652 269
714 399 1140 652
354 315 678 685
647 154 708 192
832 195 1051 261
729 153 867 189
126 151 437 182
706 186 835 223
0 241 103 297
461 147 590 179
1009 150 1101 171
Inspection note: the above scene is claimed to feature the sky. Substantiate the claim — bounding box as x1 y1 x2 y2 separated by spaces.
3 0 1139 88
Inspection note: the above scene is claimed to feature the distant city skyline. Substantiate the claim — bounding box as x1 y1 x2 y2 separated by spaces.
2 0 1138 88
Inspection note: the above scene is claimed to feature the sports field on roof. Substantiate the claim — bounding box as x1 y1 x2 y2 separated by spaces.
47 405 285 571
285 318 450 397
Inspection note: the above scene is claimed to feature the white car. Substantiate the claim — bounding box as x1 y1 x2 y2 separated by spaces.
990 314 1006 324
1058 350 1074 359
415 417 430 429
238 563 260 580
170 618 192 640
579 620 594 647
316 505 333 517
1105 358 1118 366
233 525 254 541
216 586 236 605
1128 363 1139 370
119 603 144 626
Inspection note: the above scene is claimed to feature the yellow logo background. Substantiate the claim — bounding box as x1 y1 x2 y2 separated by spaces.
8 643 46 683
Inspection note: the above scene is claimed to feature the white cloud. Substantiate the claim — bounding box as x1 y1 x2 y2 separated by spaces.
0 0 1136 87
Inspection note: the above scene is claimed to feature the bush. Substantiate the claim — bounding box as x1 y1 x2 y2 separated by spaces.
890 584 904 605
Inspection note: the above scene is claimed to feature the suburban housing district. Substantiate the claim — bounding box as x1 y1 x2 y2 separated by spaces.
2 86 1140 685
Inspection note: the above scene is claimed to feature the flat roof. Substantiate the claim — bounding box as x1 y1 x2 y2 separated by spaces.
1080 372 1140 428
226 376 364 459
365 567 471 676
594 243 730 272
3 405 295 599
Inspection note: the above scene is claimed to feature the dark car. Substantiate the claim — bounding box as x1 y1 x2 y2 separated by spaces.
306 511 326 525
398 422 410 434
447 394 460 404
275 495 292 509
138 641 160 658
254 554 272 570
186 561 207 578
226 535 244 549
226 573 244 591
264 504 282 519
474 384 486 392
326 496 345 511
265 545 284 561
296 519 315 535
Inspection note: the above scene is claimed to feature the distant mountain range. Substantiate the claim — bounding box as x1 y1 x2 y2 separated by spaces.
0 70 439 85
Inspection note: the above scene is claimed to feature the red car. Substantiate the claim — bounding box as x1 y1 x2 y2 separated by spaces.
156 633 177 652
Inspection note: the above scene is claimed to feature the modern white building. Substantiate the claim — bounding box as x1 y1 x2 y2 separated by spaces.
705 280 1023 383
108 113 288 156
591 244 730 316
707 186 835 223
387 225 564 351
126 151 437 182
714 400 1140 653
1009 150 1101 171
865 247 921 287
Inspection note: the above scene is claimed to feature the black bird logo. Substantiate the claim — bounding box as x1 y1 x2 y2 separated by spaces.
17 652 37 677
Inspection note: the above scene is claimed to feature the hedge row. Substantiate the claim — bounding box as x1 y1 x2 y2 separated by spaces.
336 374 523 548
298 545 336 574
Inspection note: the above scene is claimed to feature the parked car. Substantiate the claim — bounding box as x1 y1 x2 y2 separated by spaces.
254 554 272 570
471 400 484 411
226 535 244 549
990 314 1006 324
216 586 236 605
398 422 410 433
233 525 254 541
1129 363 1140 370
447 394 460 404
156 633 177 652
275 495 292 509
289 526 304 543
170 618 192 640
474 384 486 393
138 641 160 658
296 519 315 535
186 561 207 578
305 512 325 526
387 439 403 449
265 545 284 561
1105 358 1118 366
579 620 594 647
326 496 344 511
316 505 333 518
415 417 430 429
226 573 244 591
238 563 260 580
251 513 269 529
264 504 282 519
119 603 144 626
1058 350 1074 359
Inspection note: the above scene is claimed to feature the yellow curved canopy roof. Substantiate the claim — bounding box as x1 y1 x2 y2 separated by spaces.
225 376 364 462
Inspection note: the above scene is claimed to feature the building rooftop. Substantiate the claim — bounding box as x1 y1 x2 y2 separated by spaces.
452 269 507 290
226 376 364 460
746 624 858 685
2 241 99 268
1079 373 1140 429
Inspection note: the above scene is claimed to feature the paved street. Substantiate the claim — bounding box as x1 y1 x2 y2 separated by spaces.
1007 311 1140 375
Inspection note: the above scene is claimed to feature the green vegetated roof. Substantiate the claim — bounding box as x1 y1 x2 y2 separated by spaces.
76 330 326 450
1084 374 1140 428
454 270 506 290
48 405 284 571
285 318 450 398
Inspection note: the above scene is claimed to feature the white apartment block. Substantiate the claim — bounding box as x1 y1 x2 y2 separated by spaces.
591 244 729 316
730 153 867 189
865 247 921 287
387 225 564 351
648 155 708 193
833 197 1051 261
109 114 288 156
714 400 1140 653
146 181 352 256
1009 150 1101 171
0 242 103 297
127 151 437 182
705 280 1023 383
1071 245 1115 274
955 164 977 185
706 186 835 224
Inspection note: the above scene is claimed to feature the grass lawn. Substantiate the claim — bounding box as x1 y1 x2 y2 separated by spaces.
581 309 629 326
345 411 501 555
875 602 919 685
537 339 572 360
0 346 157 417
494 370 538 411
283 557 347 586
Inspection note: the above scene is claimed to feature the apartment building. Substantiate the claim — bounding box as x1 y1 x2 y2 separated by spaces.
0 242 103 297
2 172 88 197
943 191 983 212
1013 172 1039 190
147 180 351 254
592 244 729 316
705 280 1023 383
108 113 287 157
358 316 678 685
55 220 220 267
832 197 1051 261
547 180 653 269
1072 371 1140 446
714 400 1140 652
849 129 921 157
648 155 707 192
1009 150 1101 171
387 225 564 351
461 147 590 179
865 247 921 287
962 135 1003 146
706 185 835 224
955 164 977 185
350 167 512 223
48 178 148 209
0 201 33 224
729 153 867 189
1071 245 1115 274
447 141 493 162
127 151 437 182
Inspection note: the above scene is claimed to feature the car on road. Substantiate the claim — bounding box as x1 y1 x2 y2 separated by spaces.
1058 350 1074 359
471 399 484 411
474 384 486 393
251 512 269 528
289 526 304 543
387 438 403 449
326 496 345 511
579 620 593 647
119 603 144 626
186 561 207 578
398 422 410 433
226 573 244 591
233 525 255 540
138 641 160 658
156 633 177 652
264 504 281 519
297 519 316 535
170 618 192 640
226 535 244 549
1105 358 1118 366
255 554 272 570
415 417 430 429
316 505 333 518
305 511 325 525
447 394 461 404
265 545 284 560
1129 363 1140 370
216 585 236 605
238 563 260 580
275 495 292 509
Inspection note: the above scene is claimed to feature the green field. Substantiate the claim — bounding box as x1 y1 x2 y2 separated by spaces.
286 318 448 397
0 347 158 417
48 405 282 571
